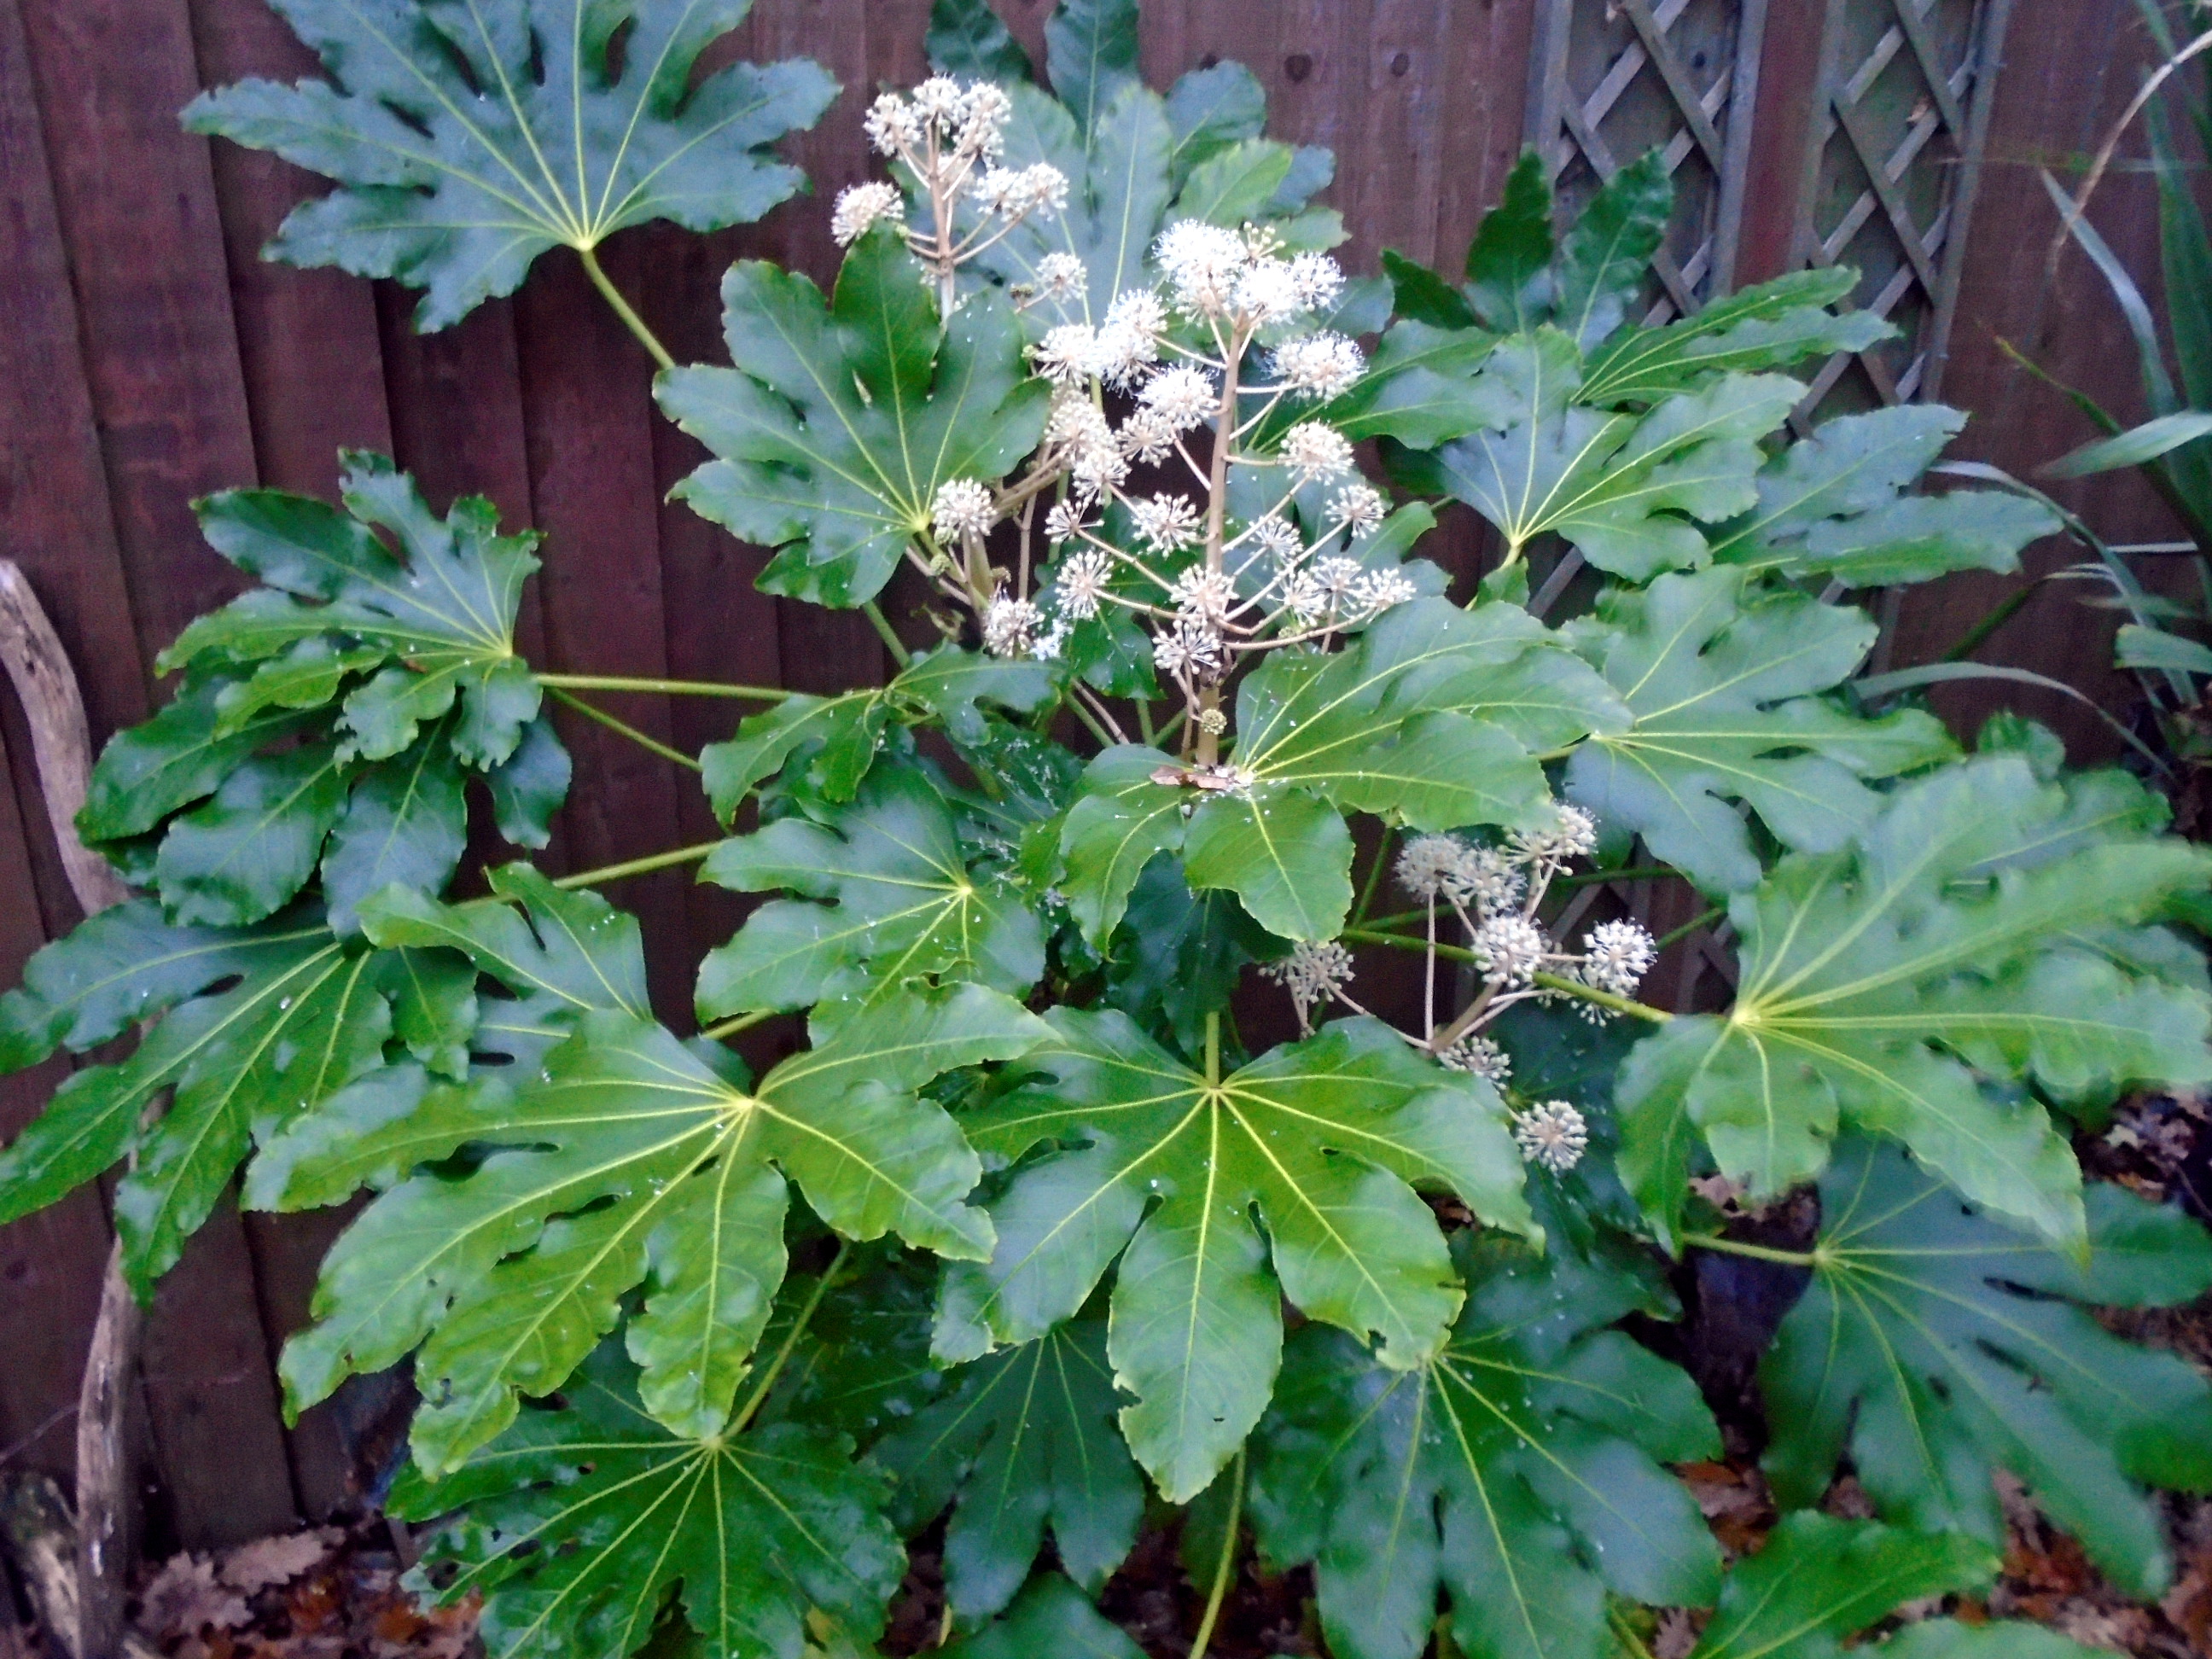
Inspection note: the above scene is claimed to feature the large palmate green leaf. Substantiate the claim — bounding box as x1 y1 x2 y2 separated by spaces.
184 0 837 330
1576 267 1891 405
1618 759 2212 1249
934 1010 1531 1501
659 228 1052 608
271 906 1041 1472
1249 1228 1720 1659
1749 1140 2212 1600
0 904 412 1293
699 646 1053 822
390 1345 904 1659
696 765 1045 1019
1393 331 1800 580
1708 405 2060 586
1057 597 1612 942
1685 1513 2006 1659
1563 567 1956 894
79 456 553 929
874 1318 1144 1622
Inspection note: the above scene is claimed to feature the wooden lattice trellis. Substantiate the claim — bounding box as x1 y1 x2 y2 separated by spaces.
1524 0 1773 315
1520 0 2016 1011
1786 0 2017 412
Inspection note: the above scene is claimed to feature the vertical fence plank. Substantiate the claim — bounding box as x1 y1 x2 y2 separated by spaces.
16 0 300 1545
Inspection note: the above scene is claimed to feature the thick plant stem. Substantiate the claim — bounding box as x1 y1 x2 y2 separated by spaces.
538 672 789 701
863 601 913 667
552 841 721 890
1655 906 1726 950
577 245 676 372
545 685 701 771
1684 1233 1822 1268
1188 1449 1245 1659
732 1241 850 1433
1204 1011 1221 1086
701 1008 777 1041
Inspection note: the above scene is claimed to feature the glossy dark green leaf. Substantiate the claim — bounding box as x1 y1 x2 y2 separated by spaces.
696 765 1045 1017
1755 1139 2212 1599
1618 758 2212 1248
486 713 571 848
154 743 352 926
1464 150 1555 332
661 229 1052 608
390 1346 903 1659
1578 267 1889 405
78 677 317 843
928 0 1034 81
935 1009 1532 1500
938 1575 1144 1659
1401 332 1800 579
1101 858 1277 1060
1709 405 2060 587
1164 61 1267 183
876 1319 1143 1621
1552 150 1671 349
183 0 837 329
1249 1228 1720 1659
1563 567 1956 894
1043 0 1140 135
160 456 546 768
321 736 467 933
1687 1512 1996 1659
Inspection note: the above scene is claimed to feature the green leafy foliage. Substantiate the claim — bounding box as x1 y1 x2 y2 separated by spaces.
390 1344 904 1659
661 229 1052 607
1619 757 2212 1247
1393 330 1801 579
938 1576 1144 1659
269 878 1041 1470
874 1319 1144 1621
1563 567 1957 894
1754 1139 2212 1599
1685 1513 1999 1659
84 455 562 930
697 765 1045 1017
1709 405 2060 586
934 1009 1531 1500
1249 1227 1720 1659
184 0 838 329
1056 597 1614 942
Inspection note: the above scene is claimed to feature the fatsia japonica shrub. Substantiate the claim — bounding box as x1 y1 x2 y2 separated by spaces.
2 2 2209 1656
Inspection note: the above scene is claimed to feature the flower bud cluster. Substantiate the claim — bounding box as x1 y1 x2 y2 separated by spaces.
835 77 1069 306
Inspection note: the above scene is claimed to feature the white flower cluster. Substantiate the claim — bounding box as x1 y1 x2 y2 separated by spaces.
981 595 1068 661
1395 811 1657 1010
1260 939 1357 1033
1013 220 1410 696
836 78 1068 301
1436 1033 1511 1085
1512 1100 1589 1173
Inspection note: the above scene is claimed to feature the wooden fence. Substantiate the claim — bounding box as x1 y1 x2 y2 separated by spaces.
0 0 2192 1549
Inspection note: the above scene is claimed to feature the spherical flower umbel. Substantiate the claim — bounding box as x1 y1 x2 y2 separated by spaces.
1355 569 1417 616
1035 252 1088 300
1289 251 1346 311
1045 500 1091 544
1051 549 1114 620
1272 332 1366 399
1260 939 1356 1013
1132 494 1204 553
1154 219 1249 317
1138 366 1219 432
1580 919 1657 998
1033 324 1097 387
1282 422 1356 481
930 478 994 541
1396 834 1472 901
830 182 905 246
1436 1034 1511 1085
1513 1100 1589 1173
1511 804 1600 867
1328 484 1387 536
1169 564 1237 624
1473 914 1549 987
1153 617 1224 680
982 597 1045 659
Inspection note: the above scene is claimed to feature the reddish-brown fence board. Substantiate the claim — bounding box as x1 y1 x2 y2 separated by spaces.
0 0 2189 1546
